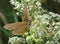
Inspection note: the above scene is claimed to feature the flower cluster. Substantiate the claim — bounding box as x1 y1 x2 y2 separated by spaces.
8 37 26 44
9 0 60 44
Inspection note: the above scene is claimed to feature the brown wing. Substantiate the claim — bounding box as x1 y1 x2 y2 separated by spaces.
23 4 30 22
3 22 28 31
12 23 30 35
4 22 30 35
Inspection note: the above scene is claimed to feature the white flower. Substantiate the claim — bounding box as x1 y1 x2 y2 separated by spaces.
52 21 56 26
10 0 15 5
26 36 30 40
54 26 58 29
43 14 50 19
56 22 60 25
55 14 60 16
14 1 20 9
26 0 30 2
49 12 54 15
36 1 41 6
16 12 19 15
50 41 55 44
8 37 18 44
46 41 50 44
58 30 60 35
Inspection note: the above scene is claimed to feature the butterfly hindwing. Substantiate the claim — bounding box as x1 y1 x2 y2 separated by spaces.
12 23 30 35
12 24 28 35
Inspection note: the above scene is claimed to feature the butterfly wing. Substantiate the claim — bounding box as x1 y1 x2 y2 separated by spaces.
4 22 27 30
4 22 30 35
12 23 30 35
23 4 30 22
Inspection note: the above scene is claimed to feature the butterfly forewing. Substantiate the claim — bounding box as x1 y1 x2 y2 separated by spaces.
23 4 30 22
4 22 27 30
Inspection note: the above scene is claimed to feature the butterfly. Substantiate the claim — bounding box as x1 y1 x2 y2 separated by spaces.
3 4 30 35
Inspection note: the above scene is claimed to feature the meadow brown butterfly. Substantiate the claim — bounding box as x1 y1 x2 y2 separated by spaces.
3 4 30 35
